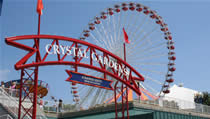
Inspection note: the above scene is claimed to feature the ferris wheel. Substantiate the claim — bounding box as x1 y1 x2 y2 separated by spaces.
70 2 176 109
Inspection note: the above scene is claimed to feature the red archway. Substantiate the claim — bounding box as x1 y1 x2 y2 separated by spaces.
5 34 144 119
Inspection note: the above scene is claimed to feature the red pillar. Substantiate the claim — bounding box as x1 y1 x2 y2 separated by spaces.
124 43 129 118
18 70 24 119
114 81 119 119
121 84 125 119
32 14 41 119
32 67 39 119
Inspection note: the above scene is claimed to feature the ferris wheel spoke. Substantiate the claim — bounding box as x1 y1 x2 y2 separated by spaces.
130 31 164 53
77 62 98 73
90 32 108 50
100 21 115 50
130 53 168 62
78 87 95 107
110 14 118 48
97 26 113 51
94 26 112 50
138 42 167 55
100 90 112 104
128 42 167 59
129 16 150 44
128 25 160 53
128 41 166 58
115 12 123 48
90 32 106 48
96 89 107 105
112 14 120 48
96 89 105 104
90 88 102 106
112 41 124 58
77 85 87 94
127 14 144 36
80 73 107 107
141 74 163 85
126 12 137 34
135 62 168 66
77 86 92 103
116 10 129 47
141 83 158 95
105 27 115 52
129 14 148 42
128 33 160 56
122 8 129 30
139 68 165 75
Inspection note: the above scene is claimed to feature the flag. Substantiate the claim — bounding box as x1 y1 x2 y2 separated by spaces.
123 28 130 44
37 0 44 15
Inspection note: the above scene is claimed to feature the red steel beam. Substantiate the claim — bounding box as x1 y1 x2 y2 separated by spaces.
5 34 144 82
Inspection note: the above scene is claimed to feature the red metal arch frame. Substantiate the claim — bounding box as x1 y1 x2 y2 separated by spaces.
5 34 144 93
6 34 144 118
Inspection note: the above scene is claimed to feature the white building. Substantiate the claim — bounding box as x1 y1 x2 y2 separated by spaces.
161 84 201 109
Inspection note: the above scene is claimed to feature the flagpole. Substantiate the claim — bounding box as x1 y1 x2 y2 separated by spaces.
33 2 42 118
124 43 126 61
38 14 41 35
123 27 130 118
32 13 41 119
124 42 129 119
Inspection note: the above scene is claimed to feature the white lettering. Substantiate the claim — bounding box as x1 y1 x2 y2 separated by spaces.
83 49 88 58
98 55 103 64
53 45 60 54
72 47 77 56
45 44 53 54
103 56 108 65
59 45 65 55
118 64 124 76
45 44 131 77
78 48 83 57
66 46 72 55
91 52 98 61
108 59 115 68
124 68 129 77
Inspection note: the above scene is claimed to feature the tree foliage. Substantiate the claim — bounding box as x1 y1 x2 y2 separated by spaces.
194 92 210 106
202 92 210 106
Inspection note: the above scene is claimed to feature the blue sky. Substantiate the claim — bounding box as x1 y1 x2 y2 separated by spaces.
1 0 210 101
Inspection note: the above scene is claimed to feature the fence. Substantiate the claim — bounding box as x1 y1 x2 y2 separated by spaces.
2 86 210 116
41 97 210 116
0 87 47 119
0 114 13 119
0 87 29 118
41 100 78 113
139 96 210 115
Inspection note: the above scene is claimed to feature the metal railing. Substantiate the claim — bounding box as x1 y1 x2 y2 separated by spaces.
0 87 47 119
36 102 48 119
41 99 83 114
138 96 210 115
41 96 210 115
42 100 72 113
0 87 27 118
0 87 32 119
42 100 58 113
0 114 13 119
4 87 208 117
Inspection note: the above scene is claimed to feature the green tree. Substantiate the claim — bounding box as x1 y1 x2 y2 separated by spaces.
202 92 210 106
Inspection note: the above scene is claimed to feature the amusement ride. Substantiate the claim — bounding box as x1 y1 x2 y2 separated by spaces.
4 1 175 119
70 2 175 109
